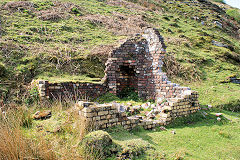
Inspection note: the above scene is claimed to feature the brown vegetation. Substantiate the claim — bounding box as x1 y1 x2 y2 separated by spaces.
2 1 35 12
0 108 56 160
106 0 148 12
81 12 148 36
163 54 201 81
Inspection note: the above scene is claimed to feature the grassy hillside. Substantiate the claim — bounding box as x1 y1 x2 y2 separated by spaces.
0 0 239 107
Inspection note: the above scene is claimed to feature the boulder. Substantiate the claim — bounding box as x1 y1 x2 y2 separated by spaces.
33 110 51 120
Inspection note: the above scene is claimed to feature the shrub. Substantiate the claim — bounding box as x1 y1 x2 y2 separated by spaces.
18 107 33 128
81 130 120 159
118 139 152 159
24 86 40 105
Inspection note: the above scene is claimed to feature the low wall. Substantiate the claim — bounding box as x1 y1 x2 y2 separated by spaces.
159 91 200 122
79 103 166 130
36 80 107 100
78 91 199 131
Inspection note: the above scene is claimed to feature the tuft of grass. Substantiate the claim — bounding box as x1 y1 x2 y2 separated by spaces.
0 107 56 160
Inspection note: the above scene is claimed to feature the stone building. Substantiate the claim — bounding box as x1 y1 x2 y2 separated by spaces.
104 28 195 101
36 28 199 116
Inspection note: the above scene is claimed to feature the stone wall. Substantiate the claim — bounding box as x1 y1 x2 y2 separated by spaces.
37 80 107 100
104 28 197 101
159 91 199 122
78 94 199 131
79 102 166 130
35 28 200 124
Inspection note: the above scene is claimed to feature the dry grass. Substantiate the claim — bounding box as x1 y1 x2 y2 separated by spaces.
81 12 148 36
2 1 35 12
106 0 148 12
0 107 56 160
2 1 82 21
37 10 65 21
163 53 201 81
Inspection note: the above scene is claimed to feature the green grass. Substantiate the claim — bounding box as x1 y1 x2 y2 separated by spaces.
110 109 240 160
37 74 102 83
226 9 240 22
0 0 240 108
212 0 225 4
21 102 240 160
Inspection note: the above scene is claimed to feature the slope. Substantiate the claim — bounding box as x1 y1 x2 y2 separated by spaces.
0 0 239 107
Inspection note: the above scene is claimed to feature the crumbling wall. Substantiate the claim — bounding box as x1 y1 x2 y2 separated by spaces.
104 28 198 101
78 102 165 130
37 80 107 100
35 28 200 124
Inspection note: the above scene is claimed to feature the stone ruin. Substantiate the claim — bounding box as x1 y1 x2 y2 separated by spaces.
36 28 200 128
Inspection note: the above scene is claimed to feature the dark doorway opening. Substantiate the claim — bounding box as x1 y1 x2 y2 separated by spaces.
117 65 137 98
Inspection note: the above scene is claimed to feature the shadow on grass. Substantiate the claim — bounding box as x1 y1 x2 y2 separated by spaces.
215 99 240 112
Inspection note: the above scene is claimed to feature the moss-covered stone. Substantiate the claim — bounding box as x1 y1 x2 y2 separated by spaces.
119 139 152 159
81 130 120 158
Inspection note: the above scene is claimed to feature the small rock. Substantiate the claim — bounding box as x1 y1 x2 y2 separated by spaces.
171 130 176 134
119 105 126 112
212 40 228 48
216 113 222 117
160 126 167 131
33 110 51 120
147 102 151 106
141 103 149 109
126 102 132 106
151 104 156 109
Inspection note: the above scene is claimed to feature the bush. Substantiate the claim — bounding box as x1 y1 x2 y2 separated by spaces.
19 107 33 128
118 139 152 159
24 86 40 105
81 130 120 159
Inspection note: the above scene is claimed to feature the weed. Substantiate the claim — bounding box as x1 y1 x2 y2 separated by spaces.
24 86 40 105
